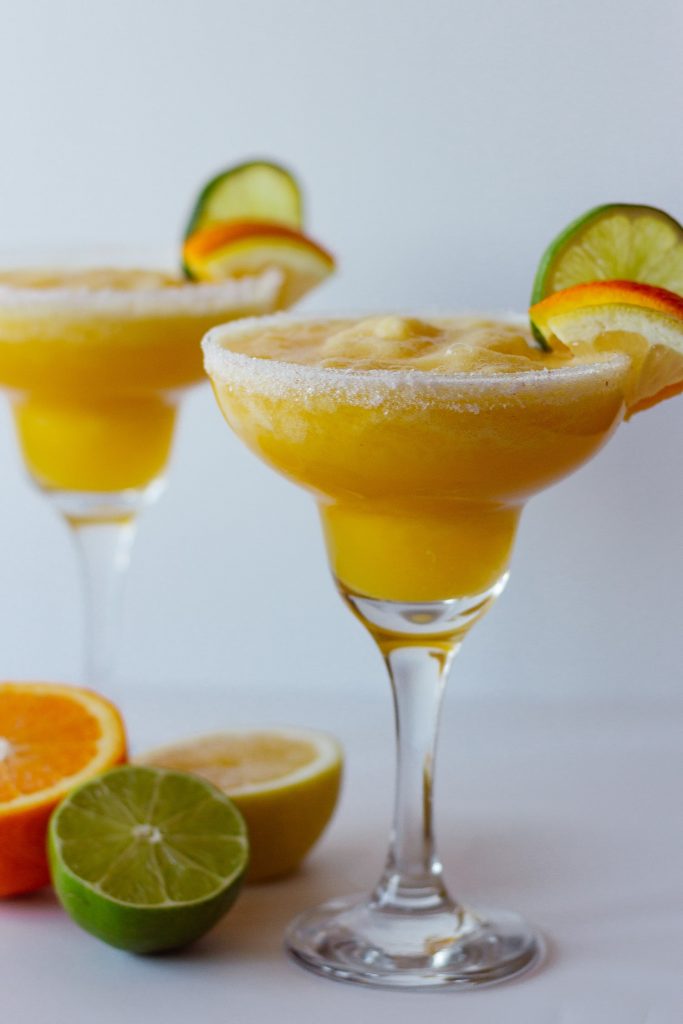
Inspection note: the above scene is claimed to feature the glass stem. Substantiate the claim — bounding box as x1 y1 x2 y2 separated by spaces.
68 517 137 695
373 642 460 913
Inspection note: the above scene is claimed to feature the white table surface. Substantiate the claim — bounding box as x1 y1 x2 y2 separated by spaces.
3 684 682 1024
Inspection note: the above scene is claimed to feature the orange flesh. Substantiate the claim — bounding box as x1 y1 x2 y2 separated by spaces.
0 684 126 896
530 280 683 416
184 220 334 263
628 378 683 415
531 279 683 323
0 692 104 803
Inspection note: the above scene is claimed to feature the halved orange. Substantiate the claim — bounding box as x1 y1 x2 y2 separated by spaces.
183 220 335 308
0 683 126 897
530 280 683 416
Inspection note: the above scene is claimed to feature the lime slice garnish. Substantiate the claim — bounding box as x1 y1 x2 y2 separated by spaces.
48 765 248 954
185 160 303 239
532 204 683 303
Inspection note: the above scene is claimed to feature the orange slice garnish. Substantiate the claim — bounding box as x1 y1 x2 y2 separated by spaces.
183 220 335 308
530 280 683 416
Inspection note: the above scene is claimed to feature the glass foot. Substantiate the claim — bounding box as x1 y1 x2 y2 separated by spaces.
286 895 544 990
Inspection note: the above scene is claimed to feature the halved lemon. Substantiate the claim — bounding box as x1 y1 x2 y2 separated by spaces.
136 728 343 882
185 160 303 238
530 280 683 415
183 221 335 308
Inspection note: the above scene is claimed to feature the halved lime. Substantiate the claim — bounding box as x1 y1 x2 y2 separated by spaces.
48 765 248 954
185 160 303 238
532 204 683 303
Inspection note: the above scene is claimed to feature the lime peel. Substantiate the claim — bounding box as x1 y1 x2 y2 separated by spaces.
184 159 303 241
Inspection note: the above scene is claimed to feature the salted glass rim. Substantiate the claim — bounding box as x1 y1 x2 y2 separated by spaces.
0 246 284 318
202 310 632 393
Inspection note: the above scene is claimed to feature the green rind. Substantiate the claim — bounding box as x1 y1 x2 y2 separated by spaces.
529 320 550 348
530 203 683 348
184 159 303 240
48 766 249 954
532 204 617 305
531 204 626 349
48 846 244 954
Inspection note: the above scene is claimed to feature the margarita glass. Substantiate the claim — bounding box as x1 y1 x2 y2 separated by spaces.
203 312 631 989
0 256 283 692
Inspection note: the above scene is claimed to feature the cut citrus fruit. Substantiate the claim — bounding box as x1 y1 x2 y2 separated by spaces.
185 160 302 238
183 221 335 308
0 682 126 897
48 764 248 953
137 728 343 882
532 204 683 303
530 280 683 415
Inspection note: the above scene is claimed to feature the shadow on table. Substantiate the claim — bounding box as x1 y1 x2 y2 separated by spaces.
1 886 61 915
185 837 375 964
182 819 567 968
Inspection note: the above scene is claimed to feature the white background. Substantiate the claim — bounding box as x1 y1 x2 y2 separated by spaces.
0 0 680 700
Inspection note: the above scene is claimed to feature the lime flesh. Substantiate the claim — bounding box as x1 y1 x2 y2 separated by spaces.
48 765 248 954
185 160 303 239
532 204 683 301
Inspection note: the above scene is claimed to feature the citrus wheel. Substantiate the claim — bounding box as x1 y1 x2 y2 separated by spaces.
185 160 303 238
531 204 683 303
530 280 683 415
183 221 335 307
